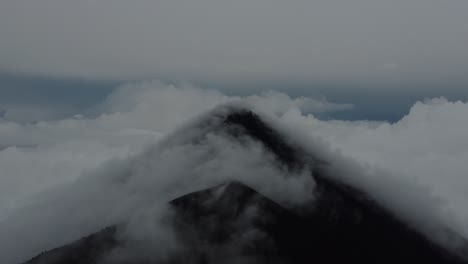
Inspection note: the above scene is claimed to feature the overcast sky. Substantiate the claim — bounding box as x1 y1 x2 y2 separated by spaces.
1 0 468 121
1 0 468 82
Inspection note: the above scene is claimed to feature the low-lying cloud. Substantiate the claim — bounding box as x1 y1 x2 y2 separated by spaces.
0 82 468 263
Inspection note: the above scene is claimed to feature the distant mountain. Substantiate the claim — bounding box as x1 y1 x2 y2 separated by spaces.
22 109 468 264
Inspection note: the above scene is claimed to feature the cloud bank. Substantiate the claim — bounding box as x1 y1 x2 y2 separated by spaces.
1 0 468 87
0 82 468 263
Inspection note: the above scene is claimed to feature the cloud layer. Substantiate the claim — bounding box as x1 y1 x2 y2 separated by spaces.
1 0 468 86
1 82 468 263
0 81 346 221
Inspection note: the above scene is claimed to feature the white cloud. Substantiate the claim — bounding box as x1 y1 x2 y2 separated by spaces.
0 81 343 221
1 82 468 262
277 97 468 220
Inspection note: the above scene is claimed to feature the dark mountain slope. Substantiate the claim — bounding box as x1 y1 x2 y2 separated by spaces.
22 108 468 264
22 226 118 264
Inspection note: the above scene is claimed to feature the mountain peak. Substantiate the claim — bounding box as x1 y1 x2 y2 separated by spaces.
22 107 468 264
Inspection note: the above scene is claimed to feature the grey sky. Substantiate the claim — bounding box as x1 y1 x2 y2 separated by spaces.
1 0 468 122
1 0 467 85
0 74 115 122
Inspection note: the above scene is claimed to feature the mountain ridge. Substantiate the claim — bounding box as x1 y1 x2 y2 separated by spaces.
21 108 468 264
